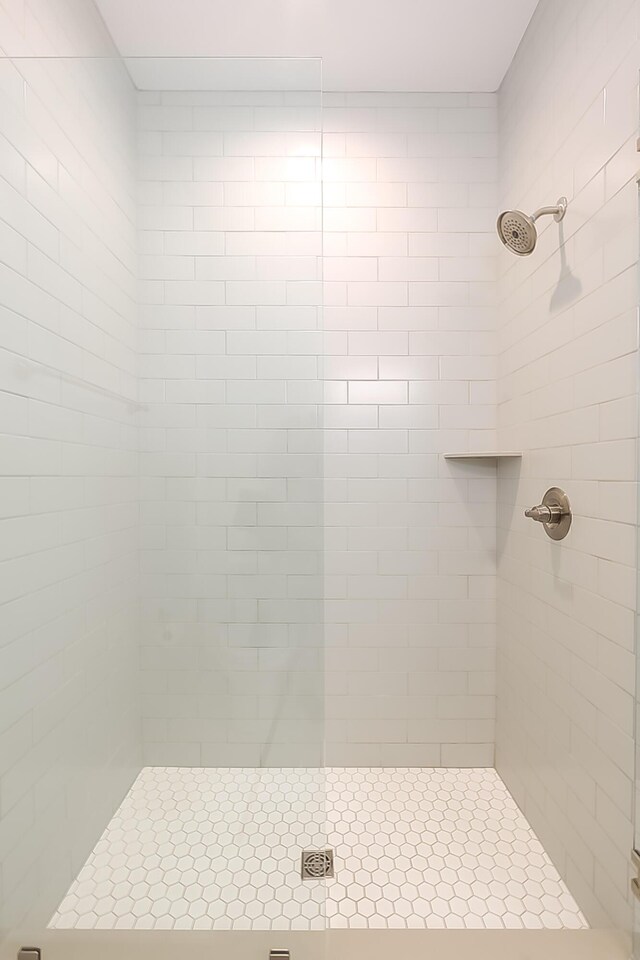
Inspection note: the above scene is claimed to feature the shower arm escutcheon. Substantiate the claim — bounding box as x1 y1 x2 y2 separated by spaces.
524 487 572 541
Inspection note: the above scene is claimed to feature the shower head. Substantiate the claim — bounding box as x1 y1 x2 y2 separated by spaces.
497 209 537 255
497 197 568 256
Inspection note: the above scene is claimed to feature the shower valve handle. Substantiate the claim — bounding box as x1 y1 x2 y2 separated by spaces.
524 488 572 541
525 504 560 524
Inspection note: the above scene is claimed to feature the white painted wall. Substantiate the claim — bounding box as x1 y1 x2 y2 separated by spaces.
95 0 540 93
0 0 140 940
136 87 325 767
496 0 639 933
322 93 498 766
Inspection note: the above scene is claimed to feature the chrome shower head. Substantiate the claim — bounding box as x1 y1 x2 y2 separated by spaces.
497 197 568 256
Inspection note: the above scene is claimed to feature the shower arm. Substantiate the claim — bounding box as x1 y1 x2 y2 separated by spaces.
530 197 568 224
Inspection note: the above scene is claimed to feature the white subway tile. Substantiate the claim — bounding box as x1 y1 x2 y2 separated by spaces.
348 381 408 404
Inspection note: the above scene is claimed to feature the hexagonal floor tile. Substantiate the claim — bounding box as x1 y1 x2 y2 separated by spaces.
48 767 587 931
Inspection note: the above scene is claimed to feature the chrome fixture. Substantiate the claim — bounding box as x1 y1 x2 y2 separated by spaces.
269 951 290 960
525 487 572 540
301 849 334 879
497 197 568 256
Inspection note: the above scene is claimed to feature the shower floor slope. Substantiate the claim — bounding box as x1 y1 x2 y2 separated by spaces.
49 766 587 931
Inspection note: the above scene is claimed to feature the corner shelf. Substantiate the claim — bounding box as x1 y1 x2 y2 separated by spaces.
444 452 522 461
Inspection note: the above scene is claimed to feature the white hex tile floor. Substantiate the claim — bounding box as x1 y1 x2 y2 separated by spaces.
49 767 587 931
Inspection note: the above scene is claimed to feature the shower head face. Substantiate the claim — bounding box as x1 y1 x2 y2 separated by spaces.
497 209 537 256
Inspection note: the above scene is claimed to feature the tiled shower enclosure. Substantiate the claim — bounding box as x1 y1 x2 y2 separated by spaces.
0 0 639 955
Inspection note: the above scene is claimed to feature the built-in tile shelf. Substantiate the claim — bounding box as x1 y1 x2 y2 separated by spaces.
444 452 523 460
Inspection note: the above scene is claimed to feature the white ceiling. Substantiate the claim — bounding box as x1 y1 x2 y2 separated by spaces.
96 0 540 92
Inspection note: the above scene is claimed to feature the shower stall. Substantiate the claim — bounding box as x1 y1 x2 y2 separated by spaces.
0 4 639 957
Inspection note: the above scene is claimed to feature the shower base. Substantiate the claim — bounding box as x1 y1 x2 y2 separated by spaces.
49 767 587 931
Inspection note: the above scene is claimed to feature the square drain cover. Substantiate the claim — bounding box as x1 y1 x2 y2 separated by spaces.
301 849 334 879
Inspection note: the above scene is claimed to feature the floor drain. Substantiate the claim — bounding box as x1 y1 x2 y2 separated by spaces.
301 849 334 879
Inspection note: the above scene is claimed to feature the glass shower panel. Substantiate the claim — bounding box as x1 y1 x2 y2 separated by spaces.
132 56 325 770
132 55 327 937
0 55 325 958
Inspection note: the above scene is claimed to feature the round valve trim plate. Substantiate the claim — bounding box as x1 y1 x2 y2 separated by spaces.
538 486 572 541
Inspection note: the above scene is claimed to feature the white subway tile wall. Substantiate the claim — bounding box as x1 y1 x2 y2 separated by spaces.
322 93 498 766
137 88 326 768
0 0 139 940
137 90 499 769
496 0 639 934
